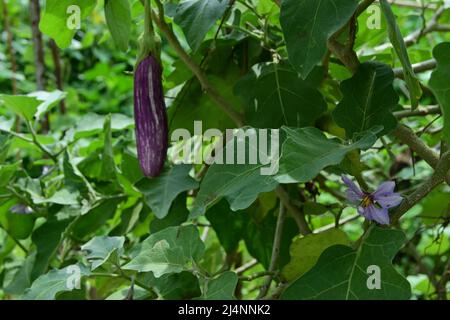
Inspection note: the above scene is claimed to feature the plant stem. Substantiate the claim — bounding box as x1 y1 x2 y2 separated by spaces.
25 120 58 163
150 0 244 127
276 186 312 235
393 124 450 186
257 204 286 299
391 150 450 222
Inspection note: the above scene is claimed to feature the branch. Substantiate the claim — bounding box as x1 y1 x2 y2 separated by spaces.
235 259 258 275
29 0 46 91
394 105 441 118
151 0 244 127
391 150 450 222
49 39 66 114
403 6 448 46
275 186 312 235
257 204 286 299
388 0 437 10
392 124 450 186
2 0 17 94
240 271 276 281
393 59 436 77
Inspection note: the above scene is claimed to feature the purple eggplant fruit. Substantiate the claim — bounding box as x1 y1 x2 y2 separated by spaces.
134 55 168 177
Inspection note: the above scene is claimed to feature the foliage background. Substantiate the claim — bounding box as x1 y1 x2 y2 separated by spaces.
0 0 449 300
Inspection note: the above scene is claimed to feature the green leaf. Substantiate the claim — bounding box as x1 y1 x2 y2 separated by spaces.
174 0 229 51
275 127 377 184
280 0 358 79
282 229 350 281
420 186 450 225
380 0 422 108
104 0 131 51
429 42 450 145
235 63 327 128
137 165 198 219
75 113 134 139
124 225 204 277
31 218 73 280
332 62 398 138
81 236 125 270
0 163 20 187
120 151 144 184
144 271 201 299
30 90 67 121
33 189 80 206
24 264 90 300
63 151 88 196
197 271 238 300
281 226 411 300
40 0 96 48
191 163 278 218
4 253 36 295
0 95 40 120
205 200 247 254
150 193 189 233
244 212 298 269
110 202 143 235
72 199 122 239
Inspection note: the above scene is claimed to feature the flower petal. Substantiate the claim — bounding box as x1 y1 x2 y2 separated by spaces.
372 181 396 197
376 194 403 209
366 204 390 225
342 176 364 203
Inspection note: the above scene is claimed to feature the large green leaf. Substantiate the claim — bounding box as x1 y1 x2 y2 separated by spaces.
74 113 134 139
275 127 377 184
235 63 327 128
380 0 422 108
332 62 398 138
280 0 358 78
72 199 122 239
104 0 131 51
29 90 67 121
4 253 36 295
429 42 450 145
191 163 279 218
137 165 198 219
174 0 229 51
205 200 247 254
282 229 350 281
244 212 298 270
143 271 201 299
31 218 73 280
24 264 90 300
0 95 40 120
150 193 189 233
81 236 125 270
124 225 204 277
197 271 238 300
40 0 96 48
281 226 411 300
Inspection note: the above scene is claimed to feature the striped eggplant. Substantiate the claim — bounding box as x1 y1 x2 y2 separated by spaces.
134 55 168 177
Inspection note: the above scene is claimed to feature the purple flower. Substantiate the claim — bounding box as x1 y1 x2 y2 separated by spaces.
342 176 403 225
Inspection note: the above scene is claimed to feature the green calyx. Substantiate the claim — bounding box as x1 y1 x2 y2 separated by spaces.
136 0 161 66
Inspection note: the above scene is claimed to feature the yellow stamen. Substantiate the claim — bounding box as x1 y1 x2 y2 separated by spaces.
361 195 373 208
